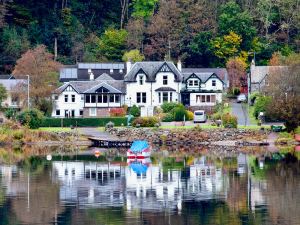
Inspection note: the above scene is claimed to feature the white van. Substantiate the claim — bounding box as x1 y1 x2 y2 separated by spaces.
194 110 207 123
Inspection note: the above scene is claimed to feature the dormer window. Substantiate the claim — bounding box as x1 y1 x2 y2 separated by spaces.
189 80 193 86
139 75 144 85
212 80 216 87
163 75 168 85
194 80 199 86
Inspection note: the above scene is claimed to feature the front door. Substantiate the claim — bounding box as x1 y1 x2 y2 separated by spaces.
181 93 190 107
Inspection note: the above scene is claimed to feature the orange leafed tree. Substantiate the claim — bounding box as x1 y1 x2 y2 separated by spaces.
12 45 61 109
226 57 247 92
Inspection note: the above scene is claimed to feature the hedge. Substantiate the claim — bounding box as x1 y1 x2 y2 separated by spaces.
41 117 128 127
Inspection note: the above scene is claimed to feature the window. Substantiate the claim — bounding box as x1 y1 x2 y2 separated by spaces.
90 108 96 116
56 110 60 116
103 94 108 103
71 110 75 117
206 95 211 102
109 95 114 103
64 95 68 102
188 80 193 86
115 95 120 103
98 95 102 103
139 75 143 85
212 80 216 87
81 95 84 101
85 95 90 103
91 95 96 103
201 95 206 102
163 92 168 102
211 95 216 102
163 75 168 85
137 92 146 103
54 95 58 100
158 92 161 103
65 110 69 117
194 80 199 86
71 95 75 102
170 92 173 102
80 110 83 116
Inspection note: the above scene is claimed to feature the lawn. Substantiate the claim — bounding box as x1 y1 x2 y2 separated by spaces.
246 104 258 125
38 127 73 132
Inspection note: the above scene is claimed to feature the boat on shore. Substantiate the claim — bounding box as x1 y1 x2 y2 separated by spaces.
127 140 151 159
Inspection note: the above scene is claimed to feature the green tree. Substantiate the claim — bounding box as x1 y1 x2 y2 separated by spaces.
131 0 159 19
122 49 145 62
218 1 256 49
0 84 7 108
99 28 128 61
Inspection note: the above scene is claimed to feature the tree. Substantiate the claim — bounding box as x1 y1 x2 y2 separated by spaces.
12 45 61 110
126 18 145 51
211 31 242 62
226 57 247 91
98 28 128 61
218 1 257 49
265 53 300 131
0 83 7 108
122 49 145 62
131 0 159 20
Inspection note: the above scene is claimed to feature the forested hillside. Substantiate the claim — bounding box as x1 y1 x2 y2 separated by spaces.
0 0 299 73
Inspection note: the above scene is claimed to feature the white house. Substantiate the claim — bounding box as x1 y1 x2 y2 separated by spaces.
124 61 182 116
52 73 126 118
181 69 225 108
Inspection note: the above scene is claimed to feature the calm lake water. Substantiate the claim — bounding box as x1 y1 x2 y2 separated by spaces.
0 146 299 225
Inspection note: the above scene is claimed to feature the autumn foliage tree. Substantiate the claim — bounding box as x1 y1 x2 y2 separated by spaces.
12 45 61 112
226 57 247 92
265 53 300 132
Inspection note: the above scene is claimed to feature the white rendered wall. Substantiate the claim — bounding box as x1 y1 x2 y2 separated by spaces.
189 93 222 106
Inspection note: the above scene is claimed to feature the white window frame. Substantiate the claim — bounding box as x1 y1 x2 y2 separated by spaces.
163 75 168 85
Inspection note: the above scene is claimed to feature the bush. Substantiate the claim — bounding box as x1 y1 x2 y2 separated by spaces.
186 110 194 120
222 113 237 128
17 109 44 129
173 106 188 121
253 96 272 119
110 108 126 117
41 117 127 127
211 112 222 121
232 87 240 96
161 102 179 113
5 108 17 120
162 113 174 122
129 105 140 117
132 116 159 127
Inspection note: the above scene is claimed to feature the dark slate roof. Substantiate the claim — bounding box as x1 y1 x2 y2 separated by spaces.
182 72 224 84
182 68 227 83
155 87 176 92
124 61 182 82
59 63 126 82
53 76 126 94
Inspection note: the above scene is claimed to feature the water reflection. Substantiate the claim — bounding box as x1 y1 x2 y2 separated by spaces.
0 148 299 225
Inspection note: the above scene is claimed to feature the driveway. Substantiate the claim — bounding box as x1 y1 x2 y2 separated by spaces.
231 102 252 126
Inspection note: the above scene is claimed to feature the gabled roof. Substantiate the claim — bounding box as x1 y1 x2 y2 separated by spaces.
84 82 122 94
124 61 182 82
182 68 227 82
182 72 224 84
250 65 287 84
95 73 115 81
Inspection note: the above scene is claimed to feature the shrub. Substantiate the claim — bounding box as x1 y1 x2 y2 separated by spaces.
12 130 24 140
222 113 237 128
253 96 272 119
17 109 44 129
5 108 17 120
186 110 194 121
132 116 159 127
162 113 174 122
41 117 127 127
211 112 222 121
110 108 126 117
129 105 140 117
173 106 188 121
161 102 179 113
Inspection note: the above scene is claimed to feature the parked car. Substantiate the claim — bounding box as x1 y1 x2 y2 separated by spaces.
193 110 207 123
237 94 247 103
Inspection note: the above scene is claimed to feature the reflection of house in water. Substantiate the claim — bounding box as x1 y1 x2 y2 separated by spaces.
52 156 228 211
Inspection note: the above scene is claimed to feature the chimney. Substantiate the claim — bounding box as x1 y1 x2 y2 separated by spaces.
177 59 182 72
126 59 132 72
88 69 94 80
